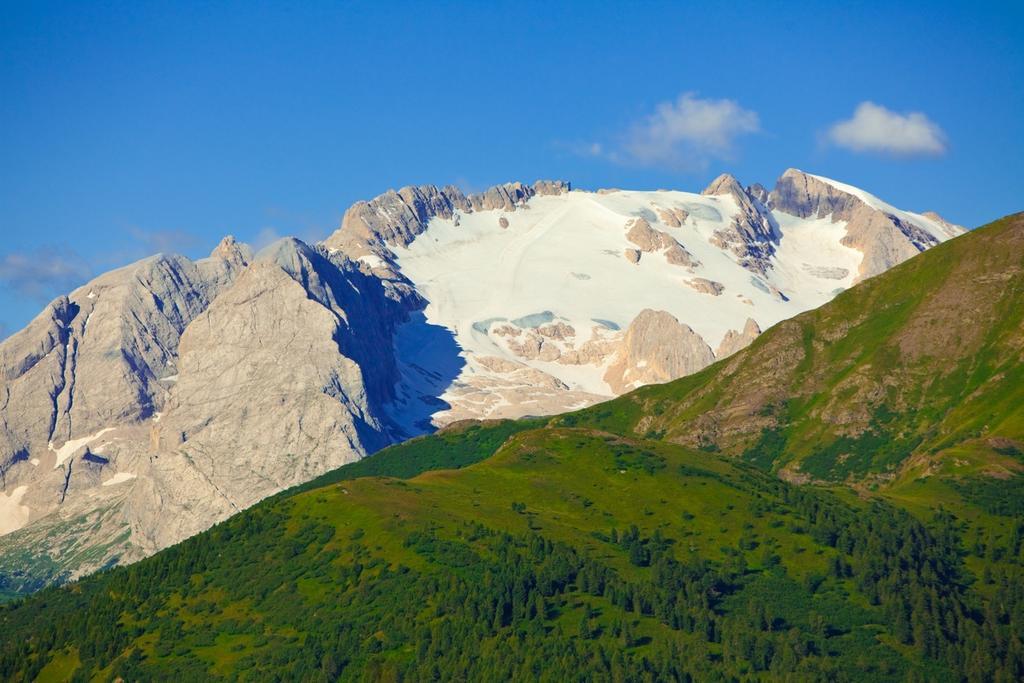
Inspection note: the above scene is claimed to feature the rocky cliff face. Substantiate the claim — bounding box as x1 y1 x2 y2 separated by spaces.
0 171 964 595
0 235 415 586
603 310 715 394
769 169 961 280
702 173 780 275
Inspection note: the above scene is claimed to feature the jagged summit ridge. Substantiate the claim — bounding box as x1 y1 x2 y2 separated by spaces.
323 179 571 258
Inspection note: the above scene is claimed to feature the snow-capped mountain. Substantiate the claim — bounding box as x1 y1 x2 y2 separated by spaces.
325 169 963 431
0 168 963 593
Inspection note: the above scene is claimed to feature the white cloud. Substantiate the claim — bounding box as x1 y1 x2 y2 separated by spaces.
252 227 285 251
608 93 761 170
125 227 200 255
0 248 92 302
825 102 947 156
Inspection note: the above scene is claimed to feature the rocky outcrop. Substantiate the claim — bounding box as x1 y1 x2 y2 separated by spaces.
716 318 762 358
656 207 689 228
702 173 779 274
0 244 252 573
323 180 570 259
603 310 715 394
769 168 963 280
134 240 399 551
685 278 725 296
625 218 698 268
0 235 416 576
746 183 770 205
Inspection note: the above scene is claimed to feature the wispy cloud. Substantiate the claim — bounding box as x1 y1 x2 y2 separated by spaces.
251 227 286 251
124 227 202 256
0 227 205 307
577 93 761 171
0 248 92 303
825 102 947 156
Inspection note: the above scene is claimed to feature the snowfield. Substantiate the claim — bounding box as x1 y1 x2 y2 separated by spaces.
394 188 863 400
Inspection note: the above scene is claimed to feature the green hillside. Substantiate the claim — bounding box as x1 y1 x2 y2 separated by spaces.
1 214 1023 681
4 424 1022 681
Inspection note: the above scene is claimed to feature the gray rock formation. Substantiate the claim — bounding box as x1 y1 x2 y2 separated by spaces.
685 277 725 296
656 207 689 228
323 180 570 260
0 244 252 579
603 310 715 394
624 218 697 268
132 239 402 551
702 173 780 274
768 168 963 280
0 235 415 581
716 318 762 358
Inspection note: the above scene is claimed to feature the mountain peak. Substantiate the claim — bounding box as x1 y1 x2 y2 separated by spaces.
210 235 253 266
701 173 744 197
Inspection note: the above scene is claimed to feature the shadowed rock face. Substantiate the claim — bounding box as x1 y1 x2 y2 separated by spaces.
132 242 400 552
702 173 780 275
0 235 434 581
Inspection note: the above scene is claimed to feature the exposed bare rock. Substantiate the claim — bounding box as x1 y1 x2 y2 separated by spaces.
135 245 390 550
493 324 522 338
625 217 665 251
323 180 571 259
802 264 850 280
603 309 715 394
701 173 745 198
746 183 770 204
768 168 963 280
537 322 575 340
0 247 251 571
503 330 563 362
665 244 698 268
475 355 527 374
624 248 641 264
558 336 618 366
716 317 762 358
703 173 780 274
210 235 254 266
625 217 697 267
436 363 604 425
532 179 571 196
685 278 725 296
498 216 510 229
656 207 689 228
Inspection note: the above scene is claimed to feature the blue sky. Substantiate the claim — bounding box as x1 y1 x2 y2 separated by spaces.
1 0 1022 336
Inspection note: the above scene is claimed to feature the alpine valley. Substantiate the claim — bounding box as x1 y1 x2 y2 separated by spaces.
0 169 967 596
1 206 1022 680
